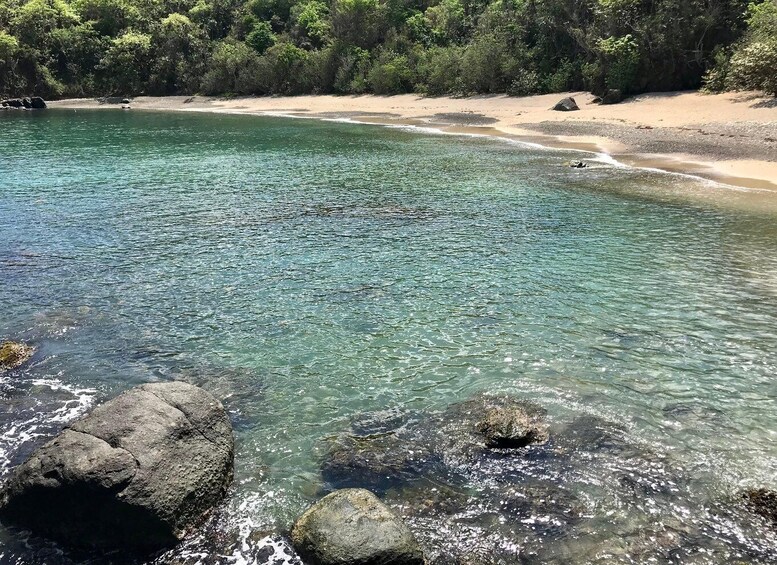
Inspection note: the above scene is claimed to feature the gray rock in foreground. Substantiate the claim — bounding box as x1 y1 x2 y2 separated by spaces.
0 382 234 552
291 488 425 565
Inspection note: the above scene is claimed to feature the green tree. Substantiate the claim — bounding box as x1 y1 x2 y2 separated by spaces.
291 0 330 48
71 0 139 37
245 19 275 52
424 0 466 45
11 0 79 48
367 49 413 93
98 30 151 93
50 23 108 94
331 0 384 48
263 41 309 92
0 30 20 94
149 13 209 93
201 39 266 93
596 34 639 92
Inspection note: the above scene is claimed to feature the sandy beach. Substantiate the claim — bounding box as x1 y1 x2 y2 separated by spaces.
51 91 777 191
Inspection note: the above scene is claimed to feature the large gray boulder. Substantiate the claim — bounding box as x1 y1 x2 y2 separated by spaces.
291 488 425 565
0 382 234 552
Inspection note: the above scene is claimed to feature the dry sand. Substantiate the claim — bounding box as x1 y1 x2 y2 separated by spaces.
51 91 777 191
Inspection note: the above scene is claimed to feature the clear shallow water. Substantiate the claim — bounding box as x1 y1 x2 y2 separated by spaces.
1 109 777 564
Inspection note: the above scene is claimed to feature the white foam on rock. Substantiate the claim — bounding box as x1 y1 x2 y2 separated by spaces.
0 373 96 477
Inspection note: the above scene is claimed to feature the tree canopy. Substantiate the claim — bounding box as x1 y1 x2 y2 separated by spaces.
0 0 774 98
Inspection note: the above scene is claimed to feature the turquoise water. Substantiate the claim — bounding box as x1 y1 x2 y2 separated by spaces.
1 109 777 563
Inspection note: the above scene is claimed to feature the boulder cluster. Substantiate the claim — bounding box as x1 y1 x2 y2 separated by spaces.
1 97 46 109
2 353 776 564
551 89 625 112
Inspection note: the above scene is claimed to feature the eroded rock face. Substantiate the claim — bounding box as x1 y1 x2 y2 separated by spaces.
291 488 425 565
0 341 35 372
0 382 234 552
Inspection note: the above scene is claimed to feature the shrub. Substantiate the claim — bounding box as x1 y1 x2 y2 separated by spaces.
726 39 777 95
201 40 266 94
98 31 151 94
459 34 507 93
597 34 639 93
417 45 463 95
367 50 413 93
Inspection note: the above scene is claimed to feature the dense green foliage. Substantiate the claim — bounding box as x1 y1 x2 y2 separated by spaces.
704 0 777 94
0 0 773 98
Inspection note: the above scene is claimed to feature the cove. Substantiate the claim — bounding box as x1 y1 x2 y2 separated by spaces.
1 109 777 564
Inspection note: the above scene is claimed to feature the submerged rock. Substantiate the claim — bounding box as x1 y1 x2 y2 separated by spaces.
0 341 35 372
551 97 579 111
569 160 587 169
291 488 425 565
477 404 549 448
442 393 548 453
322 432 442 493
0 381 234 552
744 488 777 526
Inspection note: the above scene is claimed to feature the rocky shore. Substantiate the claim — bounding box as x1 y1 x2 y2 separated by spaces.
1 96 46 109
1 369 776 564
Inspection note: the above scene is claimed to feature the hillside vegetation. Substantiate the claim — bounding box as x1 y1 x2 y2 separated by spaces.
0 0 775 98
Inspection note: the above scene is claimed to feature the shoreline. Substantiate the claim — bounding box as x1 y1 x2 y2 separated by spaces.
49 91 777 192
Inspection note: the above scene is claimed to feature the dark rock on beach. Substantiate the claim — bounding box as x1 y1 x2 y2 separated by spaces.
291 488 425 565
0 381 234 552
552 97 579 111
0 341 35 372
601 89 623 105
1 97 46 109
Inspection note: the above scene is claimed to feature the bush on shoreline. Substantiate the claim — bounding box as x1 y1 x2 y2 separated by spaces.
0 0 774 99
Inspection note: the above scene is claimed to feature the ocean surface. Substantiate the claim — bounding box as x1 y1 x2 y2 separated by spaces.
1 109 777 564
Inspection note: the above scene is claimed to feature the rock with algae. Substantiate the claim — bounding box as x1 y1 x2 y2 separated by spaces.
0 341 35 372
